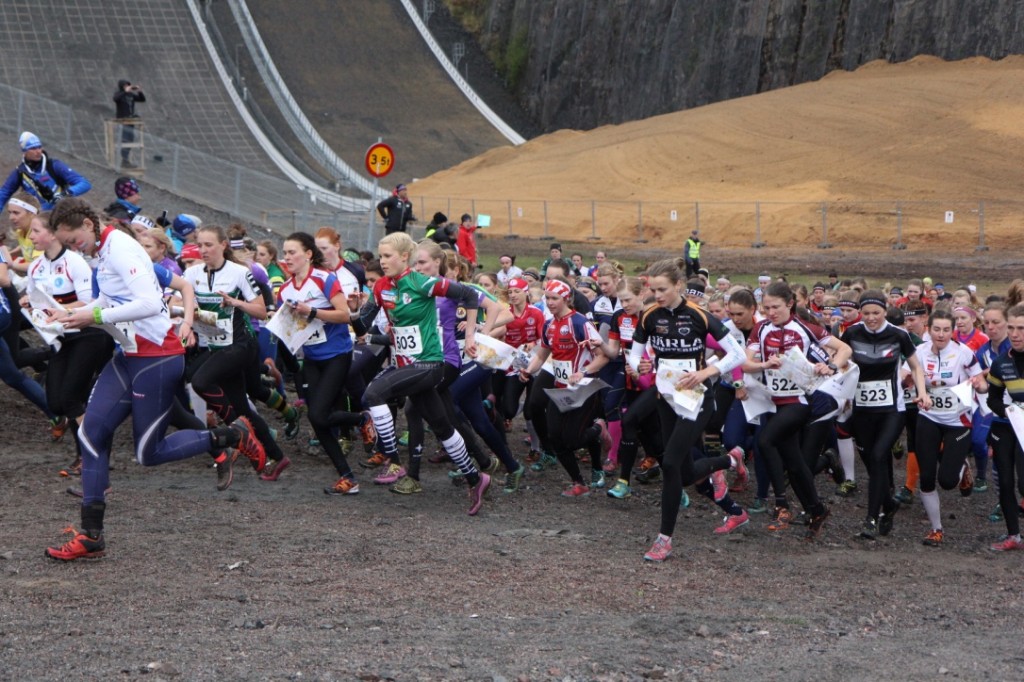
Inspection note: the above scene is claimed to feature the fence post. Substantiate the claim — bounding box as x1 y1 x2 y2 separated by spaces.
752 201 765 248
976 201 989 251
16 90 23 132
635 201 646 243
694 202 700 232
171 144 180 191
233 167 243 215
507 200 513 237
543 201 550 239
589 200 598 240
817 201 832 248
892 201 906 250
64 109 73 152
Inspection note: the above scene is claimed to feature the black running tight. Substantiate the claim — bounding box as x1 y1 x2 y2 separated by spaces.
851 409 905 519
914 416 971 493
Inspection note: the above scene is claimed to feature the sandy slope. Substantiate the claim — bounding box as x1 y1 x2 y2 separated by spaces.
410 56 1024 249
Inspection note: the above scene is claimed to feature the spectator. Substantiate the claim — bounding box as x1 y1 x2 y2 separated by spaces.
684 229 702 278
569 253 584 277
539 242 562 278
586 250 607 277
0 132 91 211
105 176 142 226
113 79 145 168
425 211 456 247
496 254 523 287
377 183 416 235
168 213 201 252
455 213 478 268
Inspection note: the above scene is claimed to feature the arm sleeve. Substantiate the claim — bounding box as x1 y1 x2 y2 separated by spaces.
376 198 390 219
987 379 1007 418
99 273 162 323
69 256 95 303
350 300 381 336
708 316 745 376
0 169 22 208
434 280 479 311
52 160 91 197
627 339 645 372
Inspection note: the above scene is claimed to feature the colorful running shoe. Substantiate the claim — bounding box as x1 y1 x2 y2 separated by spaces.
680 490 691 508
59 457 82 478
50 416 69 442
374 463 406 485
503 465 526 494
45 527 105 561
990 535 1024 551
263 358 283 387
747 497 769 514
361 451 388 469
973 479 989 493
711 470 727 502
591 470 607 489
726 446 748 488
607 479 632 499
634 456 658 476
525 449 541 464
767 507 793 532
714 509 750 535
468 472 490 516
359 412 376 449
391 475 423 495
283 405 301 440
823 447 845 485
959 464 974 497
214 451 233 491
922 529 944 547
232 417 267 472
805 506 831 541
260 456 291 482
324 476 360 495
836 480 858 497
989 503 1004 522
894 486 914 505
530 452 557 472
428 449 451 464
635 463 662 484
561 482 591 498
398 430 409 447
643 535 672 562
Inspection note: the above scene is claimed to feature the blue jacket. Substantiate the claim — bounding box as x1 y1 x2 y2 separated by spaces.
0 153 92 210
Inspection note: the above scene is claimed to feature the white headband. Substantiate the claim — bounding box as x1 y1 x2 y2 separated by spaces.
8 198 37 214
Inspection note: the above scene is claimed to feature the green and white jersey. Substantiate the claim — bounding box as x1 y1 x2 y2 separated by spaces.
373 269 449 366
184 260 260 349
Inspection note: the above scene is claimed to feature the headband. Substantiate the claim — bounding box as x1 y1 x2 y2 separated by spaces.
903 307 926 317
8 198 37 214
229 239 245 250
954 306 978 319
686 287 705 298
131 215 155 230
812 284 825 292
507 277 529 291
545 279 572 300
858 295 888 310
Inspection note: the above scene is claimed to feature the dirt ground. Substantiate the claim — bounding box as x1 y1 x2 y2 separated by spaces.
2 361 1022 681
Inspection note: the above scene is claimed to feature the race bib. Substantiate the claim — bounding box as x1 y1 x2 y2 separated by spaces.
305 318 327 346
765 369 803 397
903 384 917 404
856 380 894 408
393 325 423 356
552 359 574 383
927 386 959 414
113 321 138 354
659 358 697 374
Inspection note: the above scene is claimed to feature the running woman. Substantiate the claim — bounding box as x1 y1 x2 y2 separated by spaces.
913 309 986 546
974 302 1011 506
984 303 1024 551
841 289 929 540
359 232 490 514
275 232 365 494
629 260 747 562
43 199 266 561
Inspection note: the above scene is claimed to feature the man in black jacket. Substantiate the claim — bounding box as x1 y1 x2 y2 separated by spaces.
376 183 416 235
113 79 145 167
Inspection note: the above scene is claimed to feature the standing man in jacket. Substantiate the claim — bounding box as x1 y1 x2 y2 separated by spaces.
684 229 702 278
113 79 145 168
377 183 416 235
0 132 91 211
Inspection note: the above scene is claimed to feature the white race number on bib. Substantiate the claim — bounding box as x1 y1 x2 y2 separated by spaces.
660 358 697 374
394 325 423 356
765 369 803 397
927 386 958 413
856 380 894 408
552 359 573 383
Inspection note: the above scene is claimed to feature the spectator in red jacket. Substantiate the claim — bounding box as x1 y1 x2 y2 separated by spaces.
456 213 478 268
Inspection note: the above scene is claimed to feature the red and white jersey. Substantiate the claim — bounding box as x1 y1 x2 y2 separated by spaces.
27 247 93 306
541 311 601 388
749 317 831 404
94 226 182 356
915 339 982 427
278 267 352 359
504 304 546 348
331 262 360 297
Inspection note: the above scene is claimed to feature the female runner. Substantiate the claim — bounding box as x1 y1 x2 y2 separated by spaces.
44 199 266 561
975 302 1011 508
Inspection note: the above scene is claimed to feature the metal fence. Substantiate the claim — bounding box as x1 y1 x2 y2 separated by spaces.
0 83 379 248
411 195 1024 252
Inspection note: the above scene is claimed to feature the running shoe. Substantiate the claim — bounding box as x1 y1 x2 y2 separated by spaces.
634 456 659 476
989 503 1004 522
643 535 672 562
561 482 591 498
607 479 632 499
591 470 607 489
680 490 691 508
973 479 989 493
483 457 501 476
860 517 879 540
894 486 914 505
823 448 845 485
428 450 451 464
594 418 612 461
990 535 1024 552
391 475 423 495
232 417 267 473
263 358 283 387
59 457 82 478
530 452 557 472
525 449 541 464
206 410 219 429
879 499 900 536
805 506 830 541
891 441 905 460
767 507 793 532
374 463 406 485
308 437 321 447
503 465 526 493
214 451 233 491
726 446 748 489
398 430 409 447
361 451 388 469
49 416 69 442
45 527 105 561
922 529 943 547
959 464 974 497
260 456 291 482
338 438 352 455
359 412 376 449
714 509 750 535
711 470 727 502
635 464 662 484
324 477 360 495
468 472 490 515
836 480 858 497
603 459 618 475
793 511 809 526
747 498 769 514
283 406 301 440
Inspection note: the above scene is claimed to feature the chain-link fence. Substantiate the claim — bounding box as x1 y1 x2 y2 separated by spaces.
0 83 380 247
412 196 1024 252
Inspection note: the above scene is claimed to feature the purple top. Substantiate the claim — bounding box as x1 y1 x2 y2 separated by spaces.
159 256 182 277
436 297 462 368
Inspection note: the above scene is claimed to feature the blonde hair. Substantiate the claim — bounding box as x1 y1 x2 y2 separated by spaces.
379 231 415 256
144 227 175 256
416 239 446 276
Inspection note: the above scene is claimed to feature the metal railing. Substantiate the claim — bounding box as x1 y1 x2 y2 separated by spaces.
410 196 1024 252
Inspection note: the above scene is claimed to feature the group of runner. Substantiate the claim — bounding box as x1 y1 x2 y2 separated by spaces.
3 193 1023 562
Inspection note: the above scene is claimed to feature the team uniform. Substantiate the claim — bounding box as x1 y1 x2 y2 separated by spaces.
0 248 54 419
985 349 1024 550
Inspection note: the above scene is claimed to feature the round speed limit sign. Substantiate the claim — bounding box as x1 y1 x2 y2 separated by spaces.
365 143 395 178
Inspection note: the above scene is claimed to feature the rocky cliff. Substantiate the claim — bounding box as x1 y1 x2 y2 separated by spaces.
456 0 1024 131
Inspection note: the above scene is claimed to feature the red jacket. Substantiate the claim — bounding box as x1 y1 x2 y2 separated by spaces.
456 224 477 264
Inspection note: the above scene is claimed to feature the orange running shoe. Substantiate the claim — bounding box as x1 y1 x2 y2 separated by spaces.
45 527 105 561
